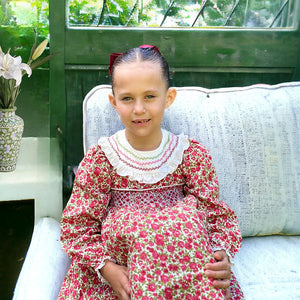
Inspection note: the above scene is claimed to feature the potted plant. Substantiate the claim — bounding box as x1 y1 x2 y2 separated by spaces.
0 34 56 171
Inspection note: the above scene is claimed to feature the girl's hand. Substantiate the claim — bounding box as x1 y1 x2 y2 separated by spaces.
100 260 131 300
204 250 231 297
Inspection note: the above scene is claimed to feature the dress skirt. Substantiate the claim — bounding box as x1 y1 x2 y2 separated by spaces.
59 187 244 299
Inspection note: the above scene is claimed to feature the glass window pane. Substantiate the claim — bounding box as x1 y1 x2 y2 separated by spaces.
1 0 49 28
67 0 296 28
0 0 49 57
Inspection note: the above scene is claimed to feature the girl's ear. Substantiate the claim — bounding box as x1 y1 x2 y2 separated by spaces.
165 88 177 109
108 93 117 109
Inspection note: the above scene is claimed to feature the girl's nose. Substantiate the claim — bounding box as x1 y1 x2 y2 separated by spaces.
133 99 146 114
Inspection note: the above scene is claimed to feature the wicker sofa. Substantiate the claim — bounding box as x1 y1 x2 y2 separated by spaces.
13 82 300 300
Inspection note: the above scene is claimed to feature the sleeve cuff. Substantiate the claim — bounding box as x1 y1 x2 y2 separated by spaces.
212 247 234 266
95 256 117 284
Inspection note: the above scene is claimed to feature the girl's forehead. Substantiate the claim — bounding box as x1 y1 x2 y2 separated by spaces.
116 60 160 71
113 61 167 91
114 61 163 79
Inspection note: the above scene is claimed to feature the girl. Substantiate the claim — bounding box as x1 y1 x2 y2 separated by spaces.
59 45 244 299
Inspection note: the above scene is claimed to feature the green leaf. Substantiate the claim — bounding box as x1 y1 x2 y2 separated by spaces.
29 52 58 70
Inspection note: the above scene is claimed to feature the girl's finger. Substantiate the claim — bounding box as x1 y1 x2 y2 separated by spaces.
205 269 231 279
205 261 231 271
212 279 231 289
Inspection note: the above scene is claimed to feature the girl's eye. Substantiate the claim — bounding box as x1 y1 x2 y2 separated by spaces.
122 97 132 101
145 95 155 100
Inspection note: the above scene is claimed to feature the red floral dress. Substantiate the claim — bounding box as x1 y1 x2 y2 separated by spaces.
59 130 244 299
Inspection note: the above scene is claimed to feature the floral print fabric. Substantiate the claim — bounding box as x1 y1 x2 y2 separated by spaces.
59 134 244 299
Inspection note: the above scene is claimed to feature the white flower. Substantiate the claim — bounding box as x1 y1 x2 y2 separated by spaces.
0 48 32 87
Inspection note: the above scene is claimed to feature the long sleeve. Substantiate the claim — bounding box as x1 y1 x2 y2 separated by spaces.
182 140 242 259
60 145 112 272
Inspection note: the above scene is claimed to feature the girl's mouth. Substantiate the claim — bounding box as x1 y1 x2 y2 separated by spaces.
132 119 150 124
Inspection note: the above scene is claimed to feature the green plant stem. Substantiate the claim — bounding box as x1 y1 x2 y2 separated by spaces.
0 77 19 109
97 0 107 26
160 0 175 27
191 0 208 27
125 0 139 27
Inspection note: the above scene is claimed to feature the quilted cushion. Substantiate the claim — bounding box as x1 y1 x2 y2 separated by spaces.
83 82 300 237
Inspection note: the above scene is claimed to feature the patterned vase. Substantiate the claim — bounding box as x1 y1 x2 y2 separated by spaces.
0 107 24 172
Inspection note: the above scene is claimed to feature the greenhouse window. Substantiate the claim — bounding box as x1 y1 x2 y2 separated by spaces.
67 0 296 28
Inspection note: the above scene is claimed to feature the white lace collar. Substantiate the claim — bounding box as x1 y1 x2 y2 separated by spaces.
98 129 189 184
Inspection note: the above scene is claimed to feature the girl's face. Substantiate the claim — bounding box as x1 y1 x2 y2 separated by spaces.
109 60 176 151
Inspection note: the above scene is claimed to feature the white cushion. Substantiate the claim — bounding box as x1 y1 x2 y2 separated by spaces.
83 82 300 237
232 235 300 300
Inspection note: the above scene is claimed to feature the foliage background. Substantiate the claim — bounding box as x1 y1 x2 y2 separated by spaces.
67 0 294 28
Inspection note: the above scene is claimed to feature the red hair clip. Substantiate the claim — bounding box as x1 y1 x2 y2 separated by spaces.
138 44 161 55
109 52 122 75
109 45 161 75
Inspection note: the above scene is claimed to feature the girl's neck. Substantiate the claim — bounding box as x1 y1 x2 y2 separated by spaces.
125 130 163 151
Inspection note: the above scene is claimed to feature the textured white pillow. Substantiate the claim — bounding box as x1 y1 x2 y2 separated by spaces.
232 235 300 299
83 82 300 237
